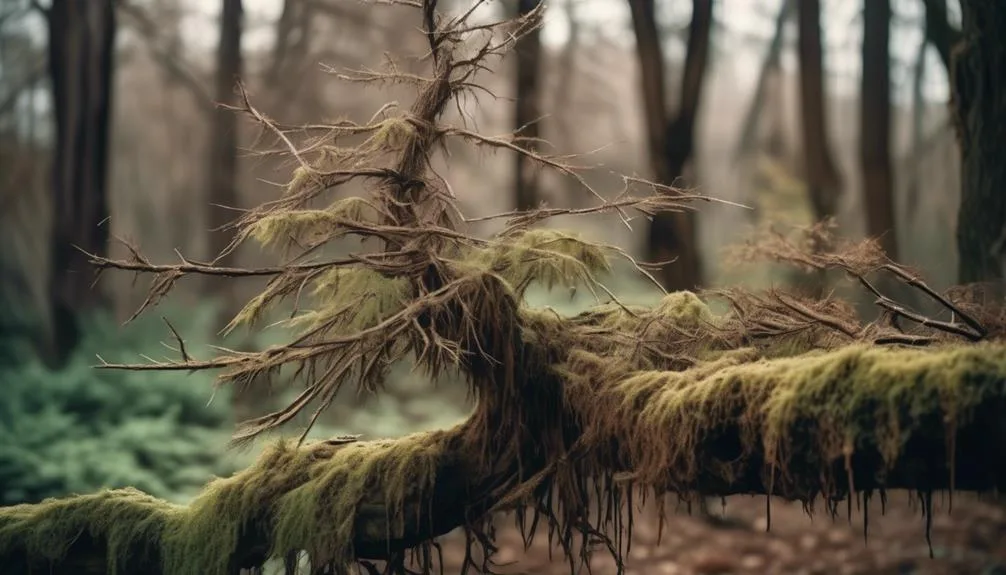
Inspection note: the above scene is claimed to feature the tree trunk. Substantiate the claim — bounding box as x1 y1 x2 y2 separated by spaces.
921 0 962 74
0 11 48 366
553 0 583 204
0 144 51 368
207 0 243 324
953 2 1006 285
860 0 898 261
733 0 792 162
266 0 300 86
795 0 841 224
628 0 713 292
513 0 543 212
904 32 927 225
265 0 314 109
46 0 116 363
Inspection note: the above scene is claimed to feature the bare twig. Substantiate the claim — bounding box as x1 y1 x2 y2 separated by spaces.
161 317 192 362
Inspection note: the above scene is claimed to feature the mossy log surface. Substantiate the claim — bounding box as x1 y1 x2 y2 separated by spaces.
2 339 1006 575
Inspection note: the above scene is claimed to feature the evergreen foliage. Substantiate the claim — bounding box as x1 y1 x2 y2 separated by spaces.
0 308 234 505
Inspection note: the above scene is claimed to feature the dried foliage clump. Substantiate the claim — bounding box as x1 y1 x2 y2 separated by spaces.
2 2 1006 574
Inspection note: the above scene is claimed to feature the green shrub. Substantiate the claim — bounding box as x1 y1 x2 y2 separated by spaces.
0 307 235 505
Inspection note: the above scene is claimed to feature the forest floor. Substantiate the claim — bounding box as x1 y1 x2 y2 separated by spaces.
428 492 1006 575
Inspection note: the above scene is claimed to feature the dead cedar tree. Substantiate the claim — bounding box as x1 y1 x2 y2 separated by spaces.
2 2 1006 574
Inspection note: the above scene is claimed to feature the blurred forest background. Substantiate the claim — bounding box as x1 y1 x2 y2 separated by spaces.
2 0 1004 572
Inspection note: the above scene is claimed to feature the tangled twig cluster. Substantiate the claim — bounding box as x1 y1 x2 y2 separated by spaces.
85 0 729 446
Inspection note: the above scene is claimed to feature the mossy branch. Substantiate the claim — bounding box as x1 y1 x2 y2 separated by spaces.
4 342 1006 575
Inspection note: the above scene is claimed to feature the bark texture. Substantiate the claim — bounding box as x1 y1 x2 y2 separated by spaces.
953 1 1006 285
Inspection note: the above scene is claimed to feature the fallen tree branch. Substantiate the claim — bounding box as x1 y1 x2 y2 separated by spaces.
2 342 1005 574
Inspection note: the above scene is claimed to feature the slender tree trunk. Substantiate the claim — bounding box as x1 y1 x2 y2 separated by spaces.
904 32 927 225
733 0 792 162
553 0 582 204
207 0 243 324
45 0 116 363
921 0 962 73
860 0 898 261
266 0 313 108
796 0 841 224
553 2 578 143
628 0 713 291
267 0 300 86
513 0 543 212
553 0 579 125
953 2 1006 285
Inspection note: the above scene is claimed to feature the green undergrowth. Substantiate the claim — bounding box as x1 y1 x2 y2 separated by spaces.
0 306 237 505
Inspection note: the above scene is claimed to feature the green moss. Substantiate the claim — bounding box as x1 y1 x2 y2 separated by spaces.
361 118 416 154
565 343 1006 494
247 197 377 250
289 267 410 333
271 434 443 566
4 336 1006 573
651 291 715 330
285 166 313 198
164 431 442 574
460 229 611 297
0 431 448 574
0 488 177 571
227 265 409 337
